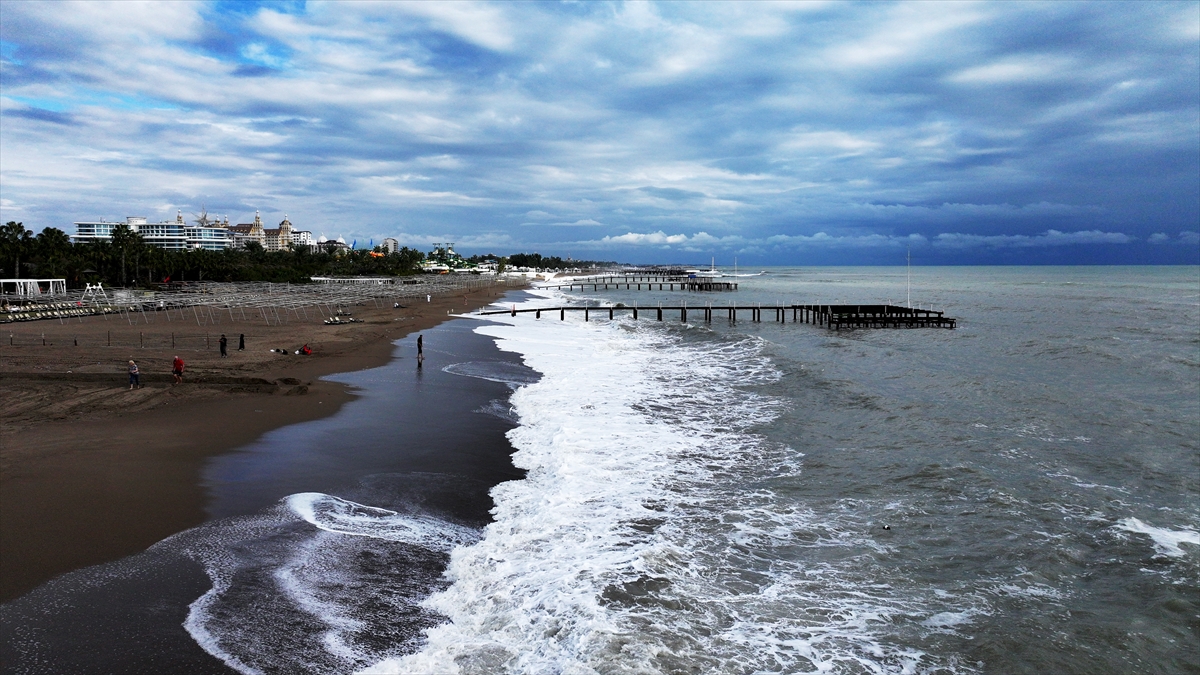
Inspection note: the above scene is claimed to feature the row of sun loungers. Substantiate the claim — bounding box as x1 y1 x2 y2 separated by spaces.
2 303 121 323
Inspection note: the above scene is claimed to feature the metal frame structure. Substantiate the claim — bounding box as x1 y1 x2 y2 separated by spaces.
3 276 517 325
1 278 67 297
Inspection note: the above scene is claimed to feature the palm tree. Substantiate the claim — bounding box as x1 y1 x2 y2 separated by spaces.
35 227 72 278
1 221 32 278
109 223 143 286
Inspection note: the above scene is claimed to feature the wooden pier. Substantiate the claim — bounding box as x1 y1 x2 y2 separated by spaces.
538 275 738 292
478 304 955 329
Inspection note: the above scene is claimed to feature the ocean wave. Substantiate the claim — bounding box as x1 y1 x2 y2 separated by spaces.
366 294 971 674
442 360 542 387
1115 517 1200 558
170 492 481 675
287 493 480 550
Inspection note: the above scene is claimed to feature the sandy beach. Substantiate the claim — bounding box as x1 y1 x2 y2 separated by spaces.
0 280 518 602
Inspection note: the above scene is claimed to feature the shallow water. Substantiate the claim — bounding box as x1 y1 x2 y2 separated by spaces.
0 319 529 674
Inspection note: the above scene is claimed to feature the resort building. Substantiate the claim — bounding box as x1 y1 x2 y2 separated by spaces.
316 235 350 254
73 210 334 253
227 212 295 251
72 212 231 250
292 230 317 251
382 237 399 253
227 211 266 249
266 216 293 252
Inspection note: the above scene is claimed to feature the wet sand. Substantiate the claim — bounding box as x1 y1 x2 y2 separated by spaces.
0 283 516 602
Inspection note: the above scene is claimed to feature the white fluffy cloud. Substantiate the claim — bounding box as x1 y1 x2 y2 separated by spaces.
0 1 1195 263
564 228 1141 253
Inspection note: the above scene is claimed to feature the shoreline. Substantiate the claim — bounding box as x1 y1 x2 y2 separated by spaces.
0 281 518 602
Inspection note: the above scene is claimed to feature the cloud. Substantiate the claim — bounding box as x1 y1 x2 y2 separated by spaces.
0 1 1194 264
390 1 516 52
4 107 78 125
948 55 1077 85
932 230 1133 249
638 186 708 201
1145 230 1200 247
561 228 1138 253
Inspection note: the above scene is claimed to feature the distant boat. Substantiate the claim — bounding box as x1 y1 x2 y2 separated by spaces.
686 258 724 279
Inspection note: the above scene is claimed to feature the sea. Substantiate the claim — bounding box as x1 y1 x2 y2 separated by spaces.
2 265 1198 675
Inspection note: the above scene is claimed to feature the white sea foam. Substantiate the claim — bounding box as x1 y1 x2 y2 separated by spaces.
442 360 541 387
921 610 978 629
1116 517 1200 558
175 493 481 675
286 493 479 550
364 292 970 674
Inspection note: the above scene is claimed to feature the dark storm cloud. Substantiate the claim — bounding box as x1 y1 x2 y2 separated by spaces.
0 1 1195 264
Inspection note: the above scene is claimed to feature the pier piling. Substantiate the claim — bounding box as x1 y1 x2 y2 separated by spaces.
480 303 955 330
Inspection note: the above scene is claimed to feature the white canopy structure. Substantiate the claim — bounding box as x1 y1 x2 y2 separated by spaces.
1 278 66 297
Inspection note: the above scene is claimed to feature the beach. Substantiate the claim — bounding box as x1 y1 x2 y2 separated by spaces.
2 267 1197 675
0 280 518 603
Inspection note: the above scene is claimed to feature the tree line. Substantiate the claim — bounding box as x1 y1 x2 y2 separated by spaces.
1 221 619 288
503 252 615 270
1 221 425 286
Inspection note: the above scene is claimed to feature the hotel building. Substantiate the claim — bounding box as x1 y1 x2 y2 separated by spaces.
73 211 316 252
72 212 231 251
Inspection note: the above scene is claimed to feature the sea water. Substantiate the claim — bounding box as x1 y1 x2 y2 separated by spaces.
373 266 1198 674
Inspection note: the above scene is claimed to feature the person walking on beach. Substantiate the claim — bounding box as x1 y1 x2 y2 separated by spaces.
128 360 140 389
417 334 424 367
172 355 185 385
238 333 245 351
219 334 228 357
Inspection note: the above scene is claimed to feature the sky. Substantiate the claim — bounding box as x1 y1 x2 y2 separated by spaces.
1 0 1197 265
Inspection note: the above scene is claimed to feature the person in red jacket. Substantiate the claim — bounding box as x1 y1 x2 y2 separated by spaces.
172 356 185 385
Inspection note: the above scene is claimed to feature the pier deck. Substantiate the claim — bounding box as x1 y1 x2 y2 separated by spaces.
537 275 738 292
478 304 955 329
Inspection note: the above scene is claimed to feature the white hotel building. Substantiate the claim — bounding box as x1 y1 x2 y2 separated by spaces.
72 212 319 252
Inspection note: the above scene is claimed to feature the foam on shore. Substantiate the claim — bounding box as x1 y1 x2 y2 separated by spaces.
365 289 966 674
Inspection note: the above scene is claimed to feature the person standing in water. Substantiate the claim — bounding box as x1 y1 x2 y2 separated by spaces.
417 334 424 367
219 334 228 357
238 333 245 351
128 360 140 389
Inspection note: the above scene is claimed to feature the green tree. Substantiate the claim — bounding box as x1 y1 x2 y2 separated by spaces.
34 227 72 277
1 221 33 278
109 223 142 286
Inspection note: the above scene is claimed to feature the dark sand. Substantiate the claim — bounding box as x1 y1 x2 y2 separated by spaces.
0 283 517 602
1 305 535 674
